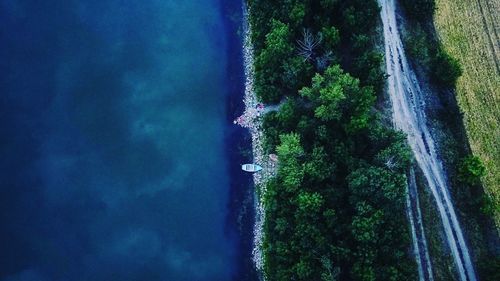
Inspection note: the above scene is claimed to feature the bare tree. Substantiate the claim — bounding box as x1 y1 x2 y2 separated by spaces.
297 29 322 61
384 155 397 171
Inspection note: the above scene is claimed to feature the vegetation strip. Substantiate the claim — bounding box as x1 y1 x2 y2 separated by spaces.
400 0 499 279
433 0 500 227
244 1 419 280
380 0 478 279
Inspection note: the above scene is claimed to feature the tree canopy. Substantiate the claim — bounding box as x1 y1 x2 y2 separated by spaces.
248 0 418 280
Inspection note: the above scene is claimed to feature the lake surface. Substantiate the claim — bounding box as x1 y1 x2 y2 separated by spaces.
0 0 255 280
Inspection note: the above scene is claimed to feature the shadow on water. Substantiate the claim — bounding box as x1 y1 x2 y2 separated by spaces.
220 0 259 280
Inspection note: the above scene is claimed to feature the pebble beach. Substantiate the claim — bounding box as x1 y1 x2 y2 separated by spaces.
238 3 277 276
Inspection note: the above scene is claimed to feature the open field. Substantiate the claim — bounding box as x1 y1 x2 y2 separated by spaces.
433 0 500 225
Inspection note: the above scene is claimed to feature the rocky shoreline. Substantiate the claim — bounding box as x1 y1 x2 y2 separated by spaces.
237 3 277 278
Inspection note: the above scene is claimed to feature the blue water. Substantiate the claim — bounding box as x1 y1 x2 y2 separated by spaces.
0 0 255 280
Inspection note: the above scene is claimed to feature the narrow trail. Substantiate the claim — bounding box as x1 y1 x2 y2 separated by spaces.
406 168 435 281
379 0 477 280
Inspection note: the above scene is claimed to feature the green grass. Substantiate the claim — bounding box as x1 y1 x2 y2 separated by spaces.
433 0 500 226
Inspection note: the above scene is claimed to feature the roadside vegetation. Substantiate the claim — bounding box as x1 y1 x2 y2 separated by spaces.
247 1 417 280
401 0 499 222
400 0 463 88
399 0 500 279
433 0 500 227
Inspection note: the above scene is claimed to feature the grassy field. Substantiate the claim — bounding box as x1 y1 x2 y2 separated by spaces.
433 0 500 225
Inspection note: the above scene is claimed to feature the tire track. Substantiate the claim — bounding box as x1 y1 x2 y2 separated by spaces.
379 1 478 280
407 168 435 281
476 0 500 74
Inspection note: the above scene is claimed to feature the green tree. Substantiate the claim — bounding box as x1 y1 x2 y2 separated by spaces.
321 26 340 50
277 133 305 192
320 0 338 10
403 24 431 64
352 50 385 93
458 155 486 185
277 98 300 129
351 202 383 244
282 56 313 94
300 65 375 132
431 47 462 88
352 262 376 281
341 1 380 34
289 2 306 29
350 201 381 281
374 135 412 173
300 67 346 122
480 194 499 216
400 0 436 21
304 146 334 182
296 259 313 280
262 112 280 152
255 19 294 103
348 167 407 207
297 191 324 213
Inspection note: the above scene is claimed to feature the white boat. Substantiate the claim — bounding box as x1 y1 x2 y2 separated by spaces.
241 164 262 173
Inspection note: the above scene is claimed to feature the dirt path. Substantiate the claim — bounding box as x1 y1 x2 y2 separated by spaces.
407 168 435 281
379 0 477 280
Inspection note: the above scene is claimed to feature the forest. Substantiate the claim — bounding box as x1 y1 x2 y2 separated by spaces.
246 0 418 280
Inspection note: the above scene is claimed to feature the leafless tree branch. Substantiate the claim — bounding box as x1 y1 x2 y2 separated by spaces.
297 29 322 61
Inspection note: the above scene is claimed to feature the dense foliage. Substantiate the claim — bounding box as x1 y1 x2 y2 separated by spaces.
430 46 463 88
458 155 486 185
400 0 435 21
247 0 417 280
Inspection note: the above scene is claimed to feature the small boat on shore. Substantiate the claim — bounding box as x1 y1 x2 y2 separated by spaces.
242 164 262 173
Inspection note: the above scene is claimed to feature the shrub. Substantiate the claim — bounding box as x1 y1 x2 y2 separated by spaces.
403 24 431 64
400 0 436 21
480 195 499 216
430 47 462 88
458 155 486 185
